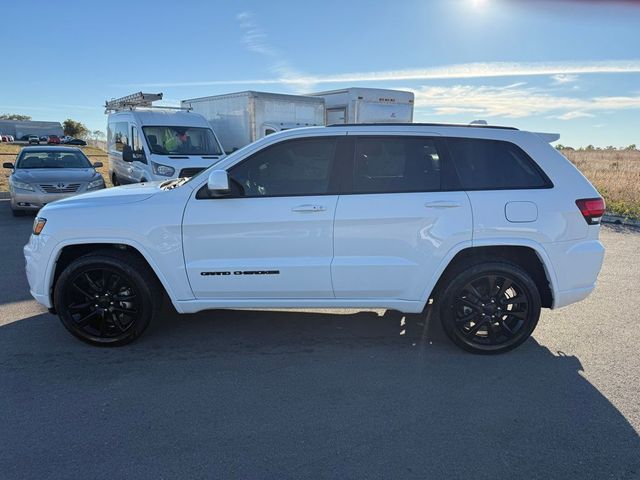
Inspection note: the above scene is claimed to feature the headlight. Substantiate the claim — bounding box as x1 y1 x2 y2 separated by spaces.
33 217 46 235
151 162 175 177
87 178 105 189
12 180 35 191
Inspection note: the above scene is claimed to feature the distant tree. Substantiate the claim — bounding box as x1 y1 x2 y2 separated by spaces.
624 144 637 151
0 113 31 121
555 144 565 150
605 145 616 151
585 145 596 151
63 119 89 138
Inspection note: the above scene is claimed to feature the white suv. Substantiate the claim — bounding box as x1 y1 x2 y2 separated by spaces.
24 123 605 353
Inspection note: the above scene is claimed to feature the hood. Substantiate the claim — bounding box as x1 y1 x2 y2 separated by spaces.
14 168 100 183
42 181 162 210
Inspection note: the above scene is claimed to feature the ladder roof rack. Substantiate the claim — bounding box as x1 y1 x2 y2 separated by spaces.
104 92 192 113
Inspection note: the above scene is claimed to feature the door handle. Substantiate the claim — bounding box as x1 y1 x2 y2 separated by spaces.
292 204 326 212
424 201 462 208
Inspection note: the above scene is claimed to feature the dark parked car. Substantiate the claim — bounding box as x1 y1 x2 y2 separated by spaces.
65 138 87 146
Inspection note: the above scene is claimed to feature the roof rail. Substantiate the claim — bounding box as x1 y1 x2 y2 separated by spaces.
326 122 519 130
104 92 193 113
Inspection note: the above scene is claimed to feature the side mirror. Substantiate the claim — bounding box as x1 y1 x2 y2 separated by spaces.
207 170 230 196
3 162 14 169
133 149 147 164
122 145 134 162
93 161 103 168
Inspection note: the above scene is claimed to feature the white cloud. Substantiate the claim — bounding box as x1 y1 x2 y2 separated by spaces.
409 83 640 120
552 111 594 120
236 11 277 57
235 11 312 92
551 73 579 84
117 59 640 88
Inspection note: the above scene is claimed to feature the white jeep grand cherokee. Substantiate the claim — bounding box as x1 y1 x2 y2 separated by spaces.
24 123 605 354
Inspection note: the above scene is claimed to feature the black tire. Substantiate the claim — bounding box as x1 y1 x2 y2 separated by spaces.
11 208 25 217
111 173 120 186
54 249 161 346
437 261 541 354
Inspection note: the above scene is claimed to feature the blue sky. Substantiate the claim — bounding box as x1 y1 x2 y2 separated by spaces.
1 0 639 147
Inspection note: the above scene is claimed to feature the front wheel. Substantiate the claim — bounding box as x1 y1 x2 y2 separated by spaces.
438 262 541 354
54 250 160 346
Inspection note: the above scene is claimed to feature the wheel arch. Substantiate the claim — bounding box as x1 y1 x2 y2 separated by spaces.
423 241 557 310
47 240 178 312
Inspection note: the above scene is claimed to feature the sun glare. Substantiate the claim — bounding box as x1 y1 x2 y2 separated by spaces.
471 0 488 7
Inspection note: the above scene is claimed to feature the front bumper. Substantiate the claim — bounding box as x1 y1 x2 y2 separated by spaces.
11 189 90 210
24 233 55 308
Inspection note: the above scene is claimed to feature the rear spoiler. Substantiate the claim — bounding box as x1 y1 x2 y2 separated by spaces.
535 132 560 143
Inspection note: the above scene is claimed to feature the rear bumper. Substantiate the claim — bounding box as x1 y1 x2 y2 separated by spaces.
554 285 596 309
544 239 605 309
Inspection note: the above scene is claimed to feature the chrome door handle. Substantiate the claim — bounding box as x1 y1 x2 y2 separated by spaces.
424 201 462 208
292 204 326 212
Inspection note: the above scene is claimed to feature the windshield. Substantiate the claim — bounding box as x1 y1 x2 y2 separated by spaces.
142 126 223 156
16 151 92 169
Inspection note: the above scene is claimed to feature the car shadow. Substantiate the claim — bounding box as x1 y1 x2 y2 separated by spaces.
1 308 638 479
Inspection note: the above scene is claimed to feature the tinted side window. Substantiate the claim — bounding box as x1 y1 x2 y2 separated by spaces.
108 122 129 153
229 138 337 197
447 138 550 190
352 137 441 193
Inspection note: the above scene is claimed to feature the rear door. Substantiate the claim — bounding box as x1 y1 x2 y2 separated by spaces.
326 108 347 125
332 135 472 300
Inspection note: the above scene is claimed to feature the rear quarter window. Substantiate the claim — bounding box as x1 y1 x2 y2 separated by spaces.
447 137 551 190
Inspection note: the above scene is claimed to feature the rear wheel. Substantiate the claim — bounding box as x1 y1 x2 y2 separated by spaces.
54 250 160 346
438 262 541 354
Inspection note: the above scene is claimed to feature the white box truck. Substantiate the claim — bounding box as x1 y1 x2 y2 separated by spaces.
181 91 325 153
310 87 414 124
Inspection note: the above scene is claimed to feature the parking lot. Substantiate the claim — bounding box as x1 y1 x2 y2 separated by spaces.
0 199 638 479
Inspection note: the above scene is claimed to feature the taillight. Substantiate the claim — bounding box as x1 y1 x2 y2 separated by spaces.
575 197 606 225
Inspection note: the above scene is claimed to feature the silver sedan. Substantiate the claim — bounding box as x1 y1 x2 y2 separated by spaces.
3 146 106 216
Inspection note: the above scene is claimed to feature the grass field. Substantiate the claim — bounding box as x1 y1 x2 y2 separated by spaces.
560 148 640 219
1 143 639 219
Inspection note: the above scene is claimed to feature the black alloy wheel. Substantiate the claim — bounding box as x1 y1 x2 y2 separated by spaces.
55 250 158 346
439 262 541 354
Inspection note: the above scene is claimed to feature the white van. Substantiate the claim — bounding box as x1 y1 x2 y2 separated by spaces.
106 94 224 185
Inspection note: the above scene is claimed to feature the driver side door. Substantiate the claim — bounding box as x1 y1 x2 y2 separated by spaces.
182 134 347 299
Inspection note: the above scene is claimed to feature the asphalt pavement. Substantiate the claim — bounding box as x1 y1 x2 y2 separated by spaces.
0 199 639 479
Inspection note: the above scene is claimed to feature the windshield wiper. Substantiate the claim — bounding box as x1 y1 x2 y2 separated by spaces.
161 177 189 190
